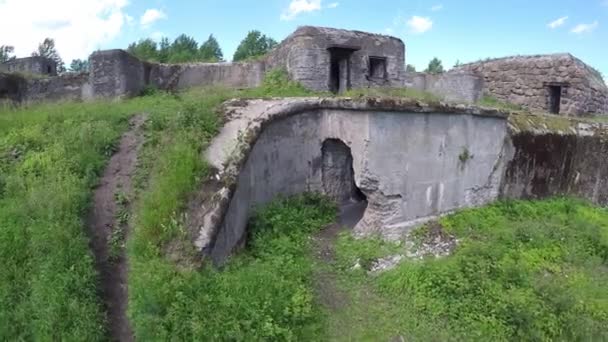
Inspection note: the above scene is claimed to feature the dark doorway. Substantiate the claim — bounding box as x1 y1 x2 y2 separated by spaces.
328 47 358 94
321 139 367 228
47 65 52 74
548 85 562 114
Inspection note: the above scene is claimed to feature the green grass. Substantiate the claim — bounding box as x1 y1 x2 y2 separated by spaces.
344 87 440 102
478 95 524 112
0 99 158 340
129 193 336 340
332 198 608 341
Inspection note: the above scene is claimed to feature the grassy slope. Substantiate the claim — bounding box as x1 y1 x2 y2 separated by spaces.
332 198 608 341
0 99 166 340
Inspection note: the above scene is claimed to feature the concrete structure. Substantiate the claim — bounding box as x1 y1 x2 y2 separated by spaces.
455 54 608 116
266 26 405 93
186 98 608 264
404 71 484 103
0 56 57 76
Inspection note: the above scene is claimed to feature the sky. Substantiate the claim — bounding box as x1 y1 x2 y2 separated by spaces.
1 0 607 76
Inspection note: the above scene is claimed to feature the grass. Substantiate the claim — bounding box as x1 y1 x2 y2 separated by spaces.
478 95 525 112
344 87 440 102
0 99 152 340
2 68 606 340
331 198 608 341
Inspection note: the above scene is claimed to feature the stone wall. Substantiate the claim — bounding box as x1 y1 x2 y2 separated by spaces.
265 26 405 92
455 54 608 115
24 73 91 102
0 72 27 104
89 49 151 99
0 57 57 76
404 71 484 103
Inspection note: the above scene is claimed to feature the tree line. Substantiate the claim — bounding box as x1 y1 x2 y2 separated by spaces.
0 30 277 75
126 30 277 64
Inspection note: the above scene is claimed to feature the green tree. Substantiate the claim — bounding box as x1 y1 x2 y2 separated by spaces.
453 59 462 68
127 38 159 62
425 57 444 74
0 45 15 63
168 34 199 63
199 34 223 62
69 59 89 73
157 37 171 63
32 38 65 72
233 30 277 62
405 64 416 72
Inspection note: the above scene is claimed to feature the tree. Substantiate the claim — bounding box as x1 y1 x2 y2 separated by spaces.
453 59 462 68
199 34 223 62
0 45 15 63
157 37 171 63
425 57 444 74
127 38 159 62
32 38 65 73
233 30 277 62
405 64 416 72
168 34 199 63
69 59 89 73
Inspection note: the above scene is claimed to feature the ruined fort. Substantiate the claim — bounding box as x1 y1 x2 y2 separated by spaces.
2 26 608 264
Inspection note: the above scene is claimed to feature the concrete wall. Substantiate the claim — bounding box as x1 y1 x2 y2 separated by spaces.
266 26 405 92
502 131 608 204
455 54 608 116
189 98 510 264
170 61 265 90
404 71 484 103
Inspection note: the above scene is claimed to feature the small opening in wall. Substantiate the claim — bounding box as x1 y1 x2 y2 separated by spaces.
548 85 562 114
369 56 387 79
47 65 52 74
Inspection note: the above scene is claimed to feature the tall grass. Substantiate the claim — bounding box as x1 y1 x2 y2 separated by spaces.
333 198 608 341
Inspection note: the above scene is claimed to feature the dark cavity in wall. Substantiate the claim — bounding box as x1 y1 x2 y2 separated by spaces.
548 85 562 114
328 47 358 94
322 139 367 228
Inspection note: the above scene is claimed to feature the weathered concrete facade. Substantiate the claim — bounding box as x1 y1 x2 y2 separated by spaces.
404 71 484 103
455 54 608 116
187 98 608 264
0 56 57 76
266 26 405 93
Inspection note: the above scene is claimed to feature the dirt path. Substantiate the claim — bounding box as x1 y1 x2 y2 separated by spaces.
87 114 146 342
312 201 367 310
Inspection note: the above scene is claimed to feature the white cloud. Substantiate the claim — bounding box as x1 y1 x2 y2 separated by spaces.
407 16 433 34
430 4 443 11
0 0 129 63
571 21 599 34
547 16 568 29
280 0 322 21
140 8 166 28
327 2 339 8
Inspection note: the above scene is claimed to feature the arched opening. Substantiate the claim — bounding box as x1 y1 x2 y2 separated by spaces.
321 139 367 228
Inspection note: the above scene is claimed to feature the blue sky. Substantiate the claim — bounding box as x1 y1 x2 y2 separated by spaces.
1 0 607 76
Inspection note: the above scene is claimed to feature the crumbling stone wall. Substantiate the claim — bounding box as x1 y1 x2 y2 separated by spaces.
265 26 405 92
89 50 151 98
25 73 91 102
404 71 483 103
455 54 608 115
0 56 57 76
0 72 27 104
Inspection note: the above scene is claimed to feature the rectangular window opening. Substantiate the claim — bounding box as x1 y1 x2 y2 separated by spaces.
548 85 562 114
369 57 387 79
